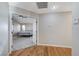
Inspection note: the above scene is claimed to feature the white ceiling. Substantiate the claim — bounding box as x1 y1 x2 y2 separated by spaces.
10 2 72 14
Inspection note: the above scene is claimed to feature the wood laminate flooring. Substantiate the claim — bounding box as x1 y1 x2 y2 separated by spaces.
10 45 72 56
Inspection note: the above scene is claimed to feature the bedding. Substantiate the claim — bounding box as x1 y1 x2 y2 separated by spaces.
17 30 33 37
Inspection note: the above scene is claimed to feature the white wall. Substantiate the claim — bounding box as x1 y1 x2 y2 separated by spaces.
39 12 72 47
72 3 79 56
0 2 9 55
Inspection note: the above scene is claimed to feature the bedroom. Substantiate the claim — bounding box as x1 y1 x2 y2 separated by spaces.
9 2 72 56
0 2 79 56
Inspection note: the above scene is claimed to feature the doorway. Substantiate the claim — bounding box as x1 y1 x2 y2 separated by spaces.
10 14 37 51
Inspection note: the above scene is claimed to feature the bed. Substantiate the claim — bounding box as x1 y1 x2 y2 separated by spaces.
17 30 33 37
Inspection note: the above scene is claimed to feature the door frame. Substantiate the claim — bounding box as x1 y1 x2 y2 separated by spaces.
9 14 38 53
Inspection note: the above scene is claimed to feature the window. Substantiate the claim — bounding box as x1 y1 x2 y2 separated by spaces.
22 25 25 31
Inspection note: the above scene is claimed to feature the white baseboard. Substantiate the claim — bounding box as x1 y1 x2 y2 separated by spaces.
37 43 72 48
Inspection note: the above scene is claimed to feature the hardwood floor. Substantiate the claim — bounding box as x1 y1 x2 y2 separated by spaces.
10 45 72 56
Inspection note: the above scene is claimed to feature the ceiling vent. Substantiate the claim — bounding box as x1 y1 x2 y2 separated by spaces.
36 2 48 9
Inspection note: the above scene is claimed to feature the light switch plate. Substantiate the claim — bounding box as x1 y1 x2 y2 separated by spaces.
73 18 78 24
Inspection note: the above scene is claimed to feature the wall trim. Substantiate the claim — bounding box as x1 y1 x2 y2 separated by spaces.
37 43 72 48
